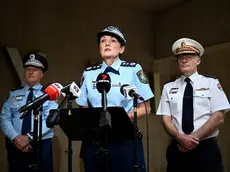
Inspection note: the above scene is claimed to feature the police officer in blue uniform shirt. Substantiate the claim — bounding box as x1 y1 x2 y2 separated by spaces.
76 26 154 172
156 38 230 172
0 52 58 172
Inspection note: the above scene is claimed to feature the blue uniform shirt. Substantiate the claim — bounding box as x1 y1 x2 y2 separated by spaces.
76 58 154 113
0 84 58 141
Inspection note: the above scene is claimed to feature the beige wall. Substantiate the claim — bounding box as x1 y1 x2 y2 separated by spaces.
153 0 230 59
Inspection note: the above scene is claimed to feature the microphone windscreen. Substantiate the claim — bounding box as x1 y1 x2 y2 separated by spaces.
120 84 129 95
96 73 111 93
44 83 63 100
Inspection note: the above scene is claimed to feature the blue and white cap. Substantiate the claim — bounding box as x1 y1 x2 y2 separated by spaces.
23 52 48 72
97 26 126 45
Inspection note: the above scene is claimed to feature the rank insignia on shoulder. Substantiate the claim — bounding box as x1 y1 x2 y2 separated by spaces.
121 62 137 67
164 76 178 85
204 75 217 79
10 86 23 91
136 70 149 84
85 64 102 71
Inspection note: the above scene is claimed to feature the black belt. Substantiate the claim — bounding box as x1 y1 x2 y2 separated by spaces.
199 137 217 143
172 137 217 145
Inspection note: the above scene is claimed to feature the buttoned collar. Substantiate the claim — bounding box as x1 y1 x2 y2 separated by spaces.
181 72 200 83
24 84 42 91
101 58 122 74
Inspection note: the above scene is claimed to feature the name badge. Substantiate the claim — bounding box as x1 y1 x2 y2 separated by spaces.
13 95 25 101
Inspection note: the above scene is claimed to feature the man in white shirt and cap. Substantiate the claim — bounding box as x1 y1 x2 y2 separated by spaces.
156 38 230 172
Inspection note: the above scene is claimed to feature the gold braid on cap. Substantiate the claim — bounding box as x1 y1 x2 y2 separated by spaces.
176 41 199 55
176 45 199 55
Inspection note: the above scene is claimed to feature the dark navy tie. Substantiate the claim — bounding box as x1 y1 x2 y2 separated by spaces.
21 88 34 135
182 78 194 134
104 66 120 75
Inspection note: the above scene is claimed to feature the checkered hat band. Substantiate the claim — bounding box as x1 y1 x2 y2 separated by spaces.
24 59 44 68
176 45 199 55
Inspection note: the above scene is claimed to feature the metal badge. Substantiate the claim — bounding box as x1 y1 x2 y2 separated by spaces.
29 54 35 60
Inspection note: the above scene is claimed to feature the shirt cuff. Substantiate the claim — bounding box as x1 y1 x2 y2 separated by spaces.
10 132 20 142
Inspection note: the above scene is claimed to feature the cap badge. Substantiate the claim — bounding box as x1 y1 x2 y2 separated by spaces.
181 41 186 47
29 54 35 60
107 26 115 31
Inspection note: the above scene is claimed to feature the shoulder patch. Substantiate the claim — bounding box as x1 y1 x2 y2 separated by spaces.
85 64 102 71
217 83 223 91
121 61 137 67
80 75 85 87
10 86 23 91
203 75 217 79
136 70 149 84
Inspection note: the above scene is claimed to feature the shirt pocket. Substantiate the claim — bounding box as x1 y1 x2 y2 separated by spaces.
11 101 24 118
194 90 211 109
168 94 182 115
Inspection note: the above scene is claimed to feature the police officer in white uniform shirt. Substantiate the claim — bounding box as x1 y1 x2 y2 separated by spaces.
156 38 230 172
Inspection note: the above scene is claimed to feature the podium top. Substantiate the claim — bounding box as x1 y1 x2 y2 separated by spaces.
58 107 135 141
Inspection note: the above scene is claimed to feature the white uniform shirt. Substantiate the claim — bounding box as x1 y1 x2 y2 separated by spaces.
156 72 230 138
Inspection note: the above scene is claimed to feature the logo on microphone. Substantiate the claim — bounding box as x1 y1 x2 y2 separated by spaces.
96 73 111 93
53 83 62 89
102 74 107 80
73 85 80 93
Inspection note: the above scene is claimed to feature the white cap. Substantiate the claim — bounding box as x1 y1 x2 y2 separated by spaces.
172 38 204 57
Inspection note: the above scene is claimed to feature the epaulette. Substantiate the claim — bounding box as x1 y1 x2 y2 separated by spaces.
120 61 137 67
163 78 177 85
85 64 102 71
203 75 217 79
10 86 23 91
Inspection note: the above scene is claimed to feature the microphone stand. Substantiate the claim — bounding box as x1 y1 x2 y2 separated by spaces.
45 93 75 172
133 97 140 172
28 104 44 172
66 97 73 172
58 93 76 172
96 89 111 172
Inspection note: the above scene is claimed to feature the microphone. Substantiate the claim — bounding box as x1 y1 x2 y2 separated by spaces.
120 84 144 101
46 82 82 128
96 73 111 93
41 82 53 92
61 81 81 98
46 109 61 128
19 83 63 114
96 73 112 128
